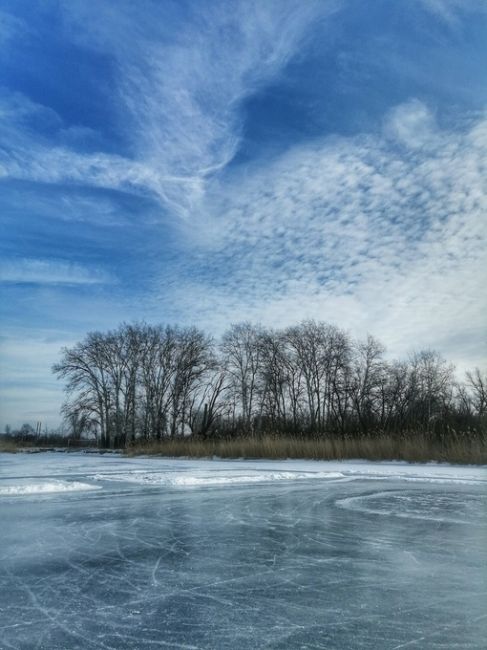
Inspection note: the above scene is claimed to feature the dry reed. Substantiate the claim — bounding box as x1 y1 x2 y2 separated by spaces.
125 435 487 464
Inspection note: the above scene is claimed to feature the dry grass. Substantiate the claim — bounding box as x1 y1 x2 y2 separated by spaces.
2 433 483 464
0 438 20 453
0 437 91 453
126 435 487 465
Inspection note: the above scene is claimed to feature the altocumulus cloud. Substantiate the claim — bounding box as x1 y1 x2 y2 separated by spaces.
171 101 487 370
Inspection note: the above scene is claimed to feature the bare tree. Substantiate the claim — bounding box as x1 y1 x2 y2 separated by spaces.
52 320 483 447
188 366 228 438
408 350 455 432
466 368 487 416
169 327 215 437
285 322 351 435
258 328 290 432
53 332 115 447
221 323 264 434
350 335 385 435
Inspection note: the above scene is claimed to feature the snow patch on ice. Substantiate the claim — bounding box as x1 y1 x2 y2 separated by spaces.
345 474 484 485
0 480 102 496
93 470 346 487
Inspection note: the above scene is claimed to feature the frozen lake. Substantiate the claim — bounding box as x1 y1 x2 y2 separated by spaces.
0 452 486 649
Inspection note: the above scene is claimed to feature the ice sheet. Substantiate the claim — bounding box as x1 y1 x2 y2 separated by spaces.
0 451 486 649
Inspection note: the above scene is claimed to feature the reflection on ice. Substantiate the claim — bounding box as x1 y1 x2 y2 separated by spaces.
0 452 486 649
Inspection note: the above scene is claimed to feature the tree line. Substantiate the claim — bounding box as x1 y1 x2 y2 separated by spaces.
52 321 487 448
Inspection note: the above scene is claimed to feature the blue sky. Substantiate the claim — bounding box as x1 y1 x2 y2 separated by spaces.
1 0 486 429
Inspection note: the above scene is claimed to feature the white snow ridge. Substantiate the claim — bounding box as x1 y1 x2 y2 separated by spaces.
0 480 102 496
93 470 346 487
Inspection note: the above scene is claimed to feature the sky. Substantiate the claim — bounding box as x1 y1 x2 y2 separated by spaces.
1 0 486 430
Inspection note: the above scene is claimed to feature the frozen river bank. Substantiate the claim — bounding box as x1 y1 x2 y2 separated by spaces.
1 452 486 649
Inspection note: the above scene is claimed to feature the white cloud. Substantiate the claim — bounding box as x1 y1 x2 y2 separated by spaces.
384 99 438 149
0 258 114 285
419 0 487 26
0 8 25 46
0 1 334 216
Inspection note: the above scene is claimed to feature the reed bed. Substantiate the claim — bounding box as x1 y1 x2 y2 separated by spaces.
0 438 20 453
126 434 487 464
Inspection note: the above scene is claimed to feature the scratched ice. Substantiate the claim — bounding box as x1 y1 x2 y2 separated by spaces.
1 452 486 649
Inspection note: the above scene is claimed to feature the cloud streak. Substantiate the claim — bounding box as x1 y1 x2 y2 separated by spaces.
0 258 114 285
1 1 332 216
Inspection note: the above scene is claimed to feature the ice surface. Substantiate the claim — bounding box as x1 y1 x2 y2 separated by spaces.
0 452 486 649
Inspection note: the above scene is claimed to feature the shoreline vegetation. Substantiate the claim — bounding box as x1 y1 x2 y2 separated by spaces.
1 434 486 465
126 435 487 464
49 321 487 455
5 321 486 465
0 436 94 454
